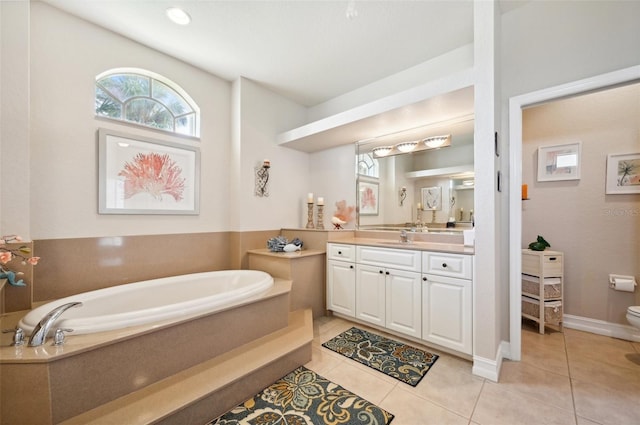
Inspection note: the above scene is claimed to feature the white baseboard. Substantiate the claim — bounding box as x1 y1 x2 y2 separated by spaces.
563 314 640 342
472 341 507 382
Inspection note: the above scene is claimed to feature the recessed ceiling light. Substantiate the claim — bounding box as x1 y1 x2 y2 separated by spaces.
166 7 191 25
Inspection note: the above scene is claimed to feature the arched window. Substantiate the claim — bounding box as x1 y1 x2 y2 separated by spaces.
357 152 379 178
95 68 200 137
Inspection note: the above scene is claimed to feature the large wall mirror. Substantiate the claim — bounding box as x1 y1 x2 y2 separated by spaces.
356 115 474 232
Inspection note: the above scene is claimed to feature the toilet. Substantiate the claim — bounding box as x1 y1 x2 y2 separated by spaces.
627 306 640 329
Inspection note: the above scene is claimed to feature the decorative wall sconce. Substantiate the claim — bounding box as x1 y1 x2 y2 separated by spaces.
254 159 270 197
399 187 407 206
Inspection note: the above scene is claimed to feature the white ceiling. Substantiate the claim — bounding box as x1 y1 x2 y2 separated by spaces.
40 0 492 107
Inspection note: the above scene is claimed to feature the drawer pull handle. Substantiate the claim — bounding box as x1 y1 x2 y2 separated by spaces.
549 257 556 261
442 263 448 268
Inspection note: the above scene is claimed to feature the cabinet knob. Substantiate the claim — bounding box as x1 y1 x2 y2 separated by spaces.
442 263 448 268
349 265 354 269
423 277 427 281
379 270 384 274
338 251 342 255
385 271 390 275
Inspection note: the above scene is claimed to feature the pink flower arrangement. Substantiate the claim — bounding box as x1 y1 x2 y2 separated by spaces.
0 235 39 287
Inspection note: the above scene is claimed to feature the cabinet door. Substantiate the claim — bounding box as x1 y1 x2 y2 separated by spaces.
422 273 472 354
327 260 356 317
386 269 422 338
355 264 386 326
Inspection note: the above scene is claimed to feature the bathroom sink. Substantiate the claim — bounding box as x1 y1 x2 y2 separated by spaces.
377 241 416 246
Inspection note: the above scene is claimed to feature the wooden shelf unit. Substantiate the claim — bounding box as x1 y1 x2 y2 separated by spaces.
521 249 564 334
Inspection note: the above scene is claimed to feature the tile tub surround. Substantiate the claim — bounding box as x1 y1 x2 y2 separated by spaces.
248 248 326 318
0 279 291 425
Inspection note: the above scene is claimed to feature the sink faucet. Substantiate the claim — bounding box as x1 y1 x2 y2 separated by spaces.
28 302 82 347
399 230 408 243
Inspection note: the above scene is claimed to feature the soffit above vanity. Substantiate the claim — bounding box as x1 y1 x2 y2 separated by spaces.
276 72 475 153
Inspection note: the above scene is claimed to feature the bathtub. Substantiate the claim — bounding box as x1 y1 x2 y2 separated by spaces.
18 269 274 335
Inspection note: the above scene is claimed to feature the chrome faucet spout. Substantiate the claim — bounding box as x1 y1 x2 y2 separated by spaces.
28 302 82 347
399 230 408 243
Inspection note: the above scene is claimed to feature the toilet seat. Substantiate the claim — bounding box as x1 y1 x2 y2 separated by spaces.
627 306 640 318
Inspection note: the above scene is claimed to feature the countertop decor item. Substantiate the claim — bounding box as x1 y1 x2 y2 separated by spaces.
267 236 303 252
0 235 40 287
528 235 551 251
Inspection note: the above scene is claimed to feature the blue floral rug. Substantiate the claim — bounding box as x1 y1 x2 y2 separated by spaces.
209 366 394 425
322 327 439 387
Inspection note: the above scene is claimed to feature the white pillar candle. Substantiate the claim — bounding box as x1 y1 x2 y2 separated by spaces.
307 193 314 203
317 197 324 206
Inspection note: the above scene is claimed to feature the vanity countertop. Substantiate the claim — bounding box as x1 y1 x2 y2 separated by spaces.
330 237 474 255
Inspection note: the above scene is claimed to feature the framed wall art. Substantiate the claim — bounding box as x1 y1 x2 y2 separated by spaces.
537 142 581 182
98 129 200 214
358 181 379 216
421 186 442 210
605 152 640 194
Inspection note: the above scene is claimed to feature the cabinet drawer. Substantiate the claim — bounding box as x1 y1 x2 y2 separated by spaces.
356 246 421 272
327 243 356 262
422 252 472 279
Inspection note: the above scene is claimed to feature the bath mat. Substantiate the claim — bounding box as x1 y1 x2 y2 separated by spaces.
209 366 394 425
322 327 438 387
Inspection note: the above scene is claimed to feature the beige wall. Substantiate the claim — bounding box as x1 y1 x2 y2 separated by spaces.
522 83 640 325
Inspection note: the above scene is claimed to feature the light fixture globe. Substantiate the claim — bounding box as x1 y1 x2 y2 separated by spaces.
396 141 418 153
372 146 393 157
423 135 451 149
166 7 191 25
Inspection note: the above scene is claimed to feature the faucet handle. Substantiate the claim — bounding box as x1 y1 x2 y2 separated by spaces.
53 328 74 346
2 327 26 346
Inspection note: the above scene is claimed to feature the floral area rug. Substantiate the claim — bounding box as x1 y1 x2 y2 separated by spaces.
322 327 439 387
209 366 394 425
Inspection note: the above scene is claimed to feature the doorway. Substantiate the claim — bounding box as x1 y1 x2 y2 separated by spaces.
508 65 640 361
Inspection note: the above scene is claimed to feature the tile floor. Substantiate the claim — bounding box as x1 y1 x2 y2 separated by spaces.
305 316 640 425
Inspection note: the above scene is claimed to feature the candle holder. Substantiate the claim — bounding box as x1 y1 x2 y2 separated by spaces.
316 204 325 229
416 208 423 231
306 203 315 229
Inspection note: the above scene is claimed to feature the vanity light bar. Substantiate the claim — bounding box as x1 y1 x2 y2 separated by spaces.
371 135 451 157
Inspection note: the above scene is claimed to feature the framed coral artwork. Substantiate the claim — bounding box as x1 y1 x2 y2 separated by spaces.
98 129 200 214
358 181 379 216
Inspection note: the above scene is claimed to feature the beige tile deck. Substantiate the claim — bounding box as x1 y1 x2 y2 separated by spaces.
305 317 640 425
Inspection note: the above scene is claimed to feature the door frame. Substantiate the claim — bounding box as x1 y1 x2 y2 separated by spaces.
508 65 640 360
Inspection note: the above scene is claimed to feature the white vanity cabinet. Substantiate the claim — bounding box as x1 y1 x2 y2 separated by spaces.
326 243 356 317
422 252 473 355
326 242 474 354
356 246 422 338
355 264 386 326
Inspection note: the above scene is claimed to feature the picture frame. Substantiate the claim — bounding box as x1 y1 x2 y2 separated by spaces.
605 152 640 194
421 186 442 210
358 181 379 216
537 142 581 182
98 129 200 214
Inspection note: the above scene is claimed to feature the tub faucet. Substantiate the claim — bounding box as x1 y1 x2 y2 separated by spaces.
28 302 82 347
